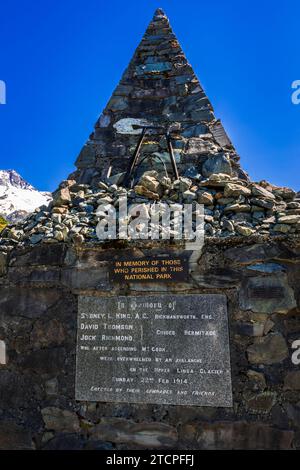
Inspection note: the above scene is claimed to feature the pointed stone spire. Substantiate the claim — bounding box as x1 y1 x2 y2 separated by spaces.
153 8 166 19
74 9 246 185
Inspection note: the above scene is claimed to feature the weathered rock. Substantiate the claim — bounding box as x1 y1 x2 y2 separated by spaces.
29 233 44 244
224 183 251 197
53 188 71 207
217 196 232 206
19 347 66 374
0 421 33 450
246 263 284 274
98 181 108 190
236 321 265 337
136 62 172 75
222 219 234 232
272 224 291 233
251 184 275 200
284 371 300 390
72 233 85 244
0 287 62 319
245 391 277 414
235 225 255 236
201 173 232 187
159 176 172 188
251 198 274 210
107 95 128 111
134 185 160 200
75 144 96 169
287 201 300 209
273 187 296 200
197 191 214 205
182 189 197 201
263 318 275 335
0 370 32 408
42 407 80 433
85 440 114 450
182 124 207 138
96 195 113 204
45 377 59 396
138 174 160 193
41 433 85 450
277 215 300 225
183 166 202 180
30 319 66 347
202 154 232 177
246 370 266 391
54 230 64 241
247 334 289 364
90 418 178 448
195 421 293 449
239 275 296 314
61 266 108 289
186 138 213 155
107 172 126 185
0 252 7 276
173 177 192 192
225 204 251 213
285 404 300 429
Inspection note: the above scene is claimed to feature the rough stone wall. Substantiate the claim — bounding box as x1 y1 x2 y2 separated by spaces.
0 7 299 452
0 237 299 450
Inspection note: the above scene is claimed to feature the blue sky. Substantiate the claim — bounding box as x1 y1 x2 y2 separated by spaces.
0 0 299 191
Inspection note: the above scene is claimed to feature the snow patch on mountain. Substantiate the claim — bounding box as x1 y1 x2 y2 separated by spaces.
0 170 52 222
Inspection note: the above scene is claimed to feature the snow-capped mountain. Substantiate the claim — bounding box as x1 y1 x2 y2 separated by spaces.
0 170 52 222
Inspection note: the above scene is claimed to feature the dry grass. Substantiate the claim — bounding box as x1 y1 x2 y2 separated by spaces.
0 216 7 233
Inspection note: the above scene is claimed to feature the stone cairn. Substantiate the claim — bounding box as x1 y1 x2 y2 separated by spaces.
0 8 299 251
0 9 300 452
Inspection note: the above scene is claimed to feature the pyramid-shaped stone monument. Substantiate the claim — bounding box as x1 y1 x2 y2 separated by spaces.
0 7 299 246
0 9 299 452
73 8 247 187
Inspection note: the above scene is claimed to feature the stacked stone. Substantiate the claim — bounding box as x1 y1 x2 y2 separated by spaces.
0 9 299 451
0 169 299 252
73 8 246 186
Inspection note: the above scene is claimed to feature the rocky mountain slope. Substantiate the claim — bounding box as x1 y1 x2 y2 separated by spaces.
0 170 51 223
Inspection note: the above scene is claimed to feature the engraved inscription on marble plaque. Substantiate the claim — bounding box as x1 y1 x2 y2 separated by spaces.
75 294 233 407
